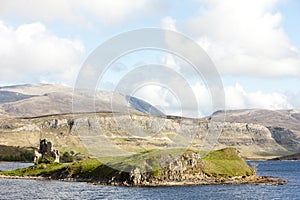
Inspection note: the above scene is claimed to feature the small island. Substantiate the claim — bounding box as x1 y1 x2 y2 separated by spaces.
0 146 285 186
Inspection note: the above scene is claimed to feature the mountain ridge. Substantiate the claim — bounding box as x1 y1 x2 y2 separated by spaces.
0 84 164 117
0 84 299 160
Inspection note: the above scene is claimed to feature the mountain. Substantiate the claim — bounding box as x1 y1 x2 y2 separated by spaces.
208 109 300 132
208 109 300 152
0 84 164 117
0 84 299 160
0 91 36 103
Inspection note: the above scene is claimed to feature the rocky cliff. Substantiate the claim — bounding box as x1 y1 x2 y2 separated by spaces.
209 109 300 154
0 112 295 159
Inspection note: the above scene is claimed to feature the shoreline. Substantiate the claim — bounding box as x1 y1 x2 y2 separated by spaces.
0 174 286 187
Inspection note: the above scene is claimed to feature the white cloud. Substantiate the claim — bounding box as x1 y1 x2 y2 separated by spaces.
224 84 247 109
0 21 84 85
160 53 182 71
0 0 166 26
189 82 292 116
191 82 213 117
133 85 177 114
183 0 300 77
133 82 293 117
161 16 177 31
286 91 300 109
225 83 292 110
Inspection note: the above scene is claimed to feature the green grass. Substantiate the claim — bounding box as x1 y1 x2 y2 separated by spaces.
202 148 254 177
0 148 191 179
0 162 67 176
0 158 117 180
0 148 254 180
97 148 190 177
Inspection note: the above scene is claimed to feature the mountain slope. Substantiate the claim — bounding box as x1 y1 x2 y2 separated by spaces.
208 109 300 132
0 91 36 103
0 84 164 117
208 109 300 152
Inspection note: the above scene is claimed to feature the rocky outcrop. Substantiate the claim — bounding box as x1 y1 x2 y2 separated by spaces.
267 127 300 151
124 152 205 186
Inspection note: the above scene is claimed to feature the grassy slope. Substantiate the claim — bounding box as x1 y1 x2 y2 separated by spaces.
1 162 67 176
0 148 254 180
0 158 123 183
202 148 253 177
0 145 34 162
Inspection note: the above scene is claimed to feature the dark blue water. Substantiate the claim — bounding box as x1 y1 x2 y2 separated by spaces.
0 161 299 199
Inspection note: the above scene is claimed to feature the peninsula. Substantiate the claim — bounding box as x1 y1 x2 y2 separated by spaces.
0 147 284 186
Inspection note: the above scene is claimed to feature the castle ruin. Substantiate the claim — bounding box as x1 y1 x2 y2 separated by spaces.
34 139 59 164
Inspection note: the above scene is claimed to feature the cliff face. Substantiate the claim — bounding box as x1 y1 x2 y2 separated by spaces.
209 109 300 133
209 109 300 155
0 112 294 159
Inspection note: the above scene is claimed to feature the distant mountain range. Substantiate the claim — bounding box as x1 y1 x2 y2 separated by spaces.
208 109 300 133
0 84 299 160
0 84 164 117
208 109 300 154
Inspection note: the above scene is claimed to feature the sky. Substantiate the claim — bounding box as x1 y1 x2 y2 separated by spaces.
0 0 299 117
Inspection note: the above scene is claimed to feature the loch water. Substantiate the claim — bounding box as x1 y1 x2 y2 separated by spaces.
0 161 299 199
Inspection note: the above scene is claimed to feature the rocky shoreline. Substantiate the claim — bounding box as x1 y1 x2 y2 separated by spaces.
0 174 286 186
0 148 287 187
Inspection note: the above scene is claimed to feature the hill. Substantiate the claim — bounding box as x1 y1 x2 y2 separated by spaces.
0 84 164 117
208 109 300 133
208 109 300 152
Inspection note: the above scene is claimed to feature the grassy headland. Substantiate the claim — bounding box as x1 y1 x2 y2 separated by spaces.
1 147 282 186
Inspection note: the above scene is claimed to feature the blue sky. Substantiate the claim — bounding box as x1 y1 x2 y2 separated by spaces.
280 0 300 48
0 0 299 117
